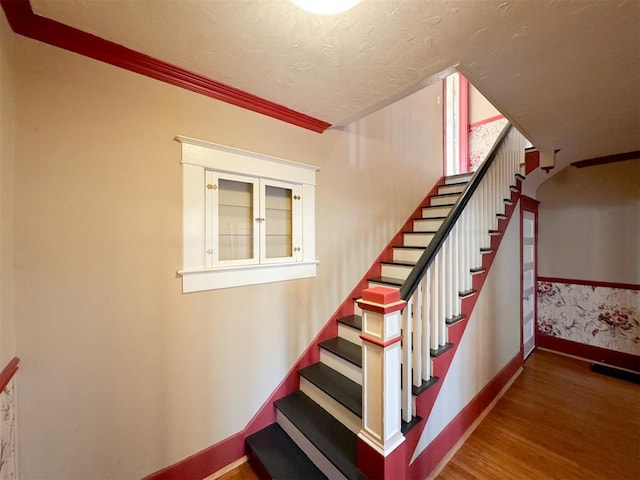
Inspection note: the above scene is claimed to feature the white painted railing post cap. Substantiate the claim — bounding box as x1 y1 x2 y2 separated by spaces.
357 287 406 314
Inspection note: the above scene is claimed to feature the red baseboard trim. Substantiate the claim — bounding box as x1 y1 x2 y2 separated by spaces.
536 335 640 373
571 151 639 169
145 178 446 479
468 114 505 129
0 357 20 392
408 353 523 480
0 0 331 133
537 276 640 291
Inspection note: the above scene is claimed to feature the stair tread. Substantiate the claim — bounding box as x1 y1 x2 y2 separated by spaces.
412 376 440 396
393 245 426 250
405 230 437 234
426 202 455 208
299 363 362 417
319 337 362 368
418 215 447 220
380 259 416 267
430 192 461 198
275 391 362 480
440 180 468 186
337 314 362 331
431 342 454 357
446 313 466 326
368 276 404 287
246 423 328 480
445 173 473 182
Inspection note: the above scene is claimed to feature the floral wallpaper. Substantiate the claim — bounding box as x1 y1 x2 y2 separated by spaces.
0 380 17 480
537 280 640 356
469 117 508 171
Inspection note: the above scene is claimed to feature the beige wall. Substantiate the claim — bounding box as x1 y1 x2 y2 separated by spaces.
537 159 640 284
0 9 16 370
469 84 500 125
12 34 443 479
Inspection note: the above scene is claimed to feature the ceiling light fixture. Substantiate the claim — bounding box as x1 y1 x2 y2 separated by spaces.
290 0 362 15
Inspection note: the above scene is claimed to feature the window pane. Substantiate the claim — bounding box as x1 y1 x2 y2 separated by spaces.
218 179 253 261
265 185 292 258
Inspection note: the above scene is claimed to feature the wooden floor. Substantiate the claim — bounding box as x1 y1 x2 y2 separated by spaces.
219 350 639 480
218 462 258 480
436 349 640 480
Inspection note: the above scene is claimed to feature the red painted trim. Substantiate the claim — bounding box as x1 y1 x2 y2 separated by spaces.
0 0 331 133
0 357 20 392
520 195 540 209
358 439 407 480
468 114 505 129
458 74 470 174
408 353 523 480
571 151 639 169
536 335 640 373
537 276 640 291
524 149 540 175
359 333 402 348
143 432 245 480
361 286 401 304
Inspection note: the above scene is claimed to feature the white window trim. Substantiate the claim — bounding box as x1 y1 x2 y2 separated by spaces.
176 135 319 293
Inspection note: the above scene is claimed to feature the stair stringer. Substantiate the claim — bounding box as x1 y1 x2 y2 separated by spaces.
399 181 523 478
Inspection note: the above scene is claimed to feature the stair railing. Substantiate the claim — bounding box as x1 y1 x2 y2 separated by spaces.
397 124 528 422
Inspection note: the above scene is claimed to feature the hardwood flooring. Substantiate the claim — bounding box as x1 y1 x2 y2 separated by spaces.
217 461 259 480
219 349 639 480
436 349 640 480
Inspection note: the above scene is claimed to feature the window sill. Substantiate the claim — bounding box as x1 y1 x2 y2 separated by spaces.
178 261 318 293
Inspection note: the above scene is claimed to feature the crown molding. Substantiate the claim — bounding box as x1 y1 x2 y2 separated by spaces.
0 0 331 133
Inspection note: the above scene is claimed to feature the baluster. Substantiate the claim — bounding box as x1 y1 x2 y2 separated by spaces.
422 271 431 381
413 280 422 388
461 210 471 292
452 222 460 316
401 300 412 423
430 256 439 350
472 196 481 269
437 249 447 345
444 235 452 322
457 211 466 294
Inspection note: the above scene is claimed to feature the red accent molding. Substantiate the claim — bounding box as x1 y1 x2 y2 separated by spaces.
0 0 331 133
468 114 505 129
361 286 401 305
536 335 640 373
359 333 402 348
0 357 20 392
537 276 640 291
408 353 523 479
571 151 640 169
524 149 540 175
520 195 540 210
357 438 407 480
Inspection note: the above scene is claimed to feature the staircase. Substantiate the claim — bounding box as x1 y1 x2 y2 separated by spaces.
246 124 527 479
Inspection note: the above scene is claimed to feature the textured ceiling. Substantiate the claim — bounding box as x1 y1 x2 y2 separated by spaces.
30 0 640 168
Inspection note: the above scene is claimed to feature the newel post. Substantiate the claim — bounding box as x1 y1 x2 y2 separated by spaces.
356 286 407 479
